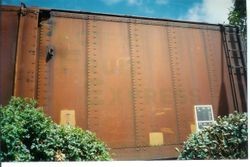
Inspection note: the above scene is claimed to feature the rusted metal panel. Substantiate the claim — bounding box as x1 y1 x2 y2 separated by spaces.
34 11 249 159
50 11 220 31
37 14 137 148
186 29 212 106
14 8 39 98
203 29 223 117
0 8 19 105
212 30 236 115
202 29 235 116
37 17 51 112
112 144 181 160
128 24 179 146
166 26 198 142
128 22 149 147
37 16 88 129
86 20 135 148
1 6 247 160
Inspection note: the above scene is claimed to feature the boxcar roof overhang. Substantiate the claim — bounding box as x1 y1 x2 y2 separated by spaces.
1 5 237 31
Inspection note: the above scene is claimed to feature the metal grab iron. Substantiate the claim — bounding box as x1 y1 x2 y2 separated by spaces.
46 47 54 62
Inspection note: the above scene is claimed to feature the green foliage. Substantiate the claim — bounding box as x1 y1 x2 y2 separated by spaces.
0 97 111 161
228 0 246 36
178 112 248 160
41 126 111 161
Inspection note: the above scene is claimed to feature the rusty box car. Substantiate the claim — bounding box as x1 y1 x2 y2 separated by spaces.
0 5 247 160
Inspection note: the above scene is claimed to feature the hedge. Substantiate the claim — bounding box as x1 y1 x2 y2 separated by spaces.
0 97 111 161
178 112 248 159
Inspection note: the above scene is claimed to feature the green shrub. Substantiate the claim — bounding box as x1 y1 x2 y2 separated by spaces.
0 97 111 161
40 126 111 161
178 112 248 160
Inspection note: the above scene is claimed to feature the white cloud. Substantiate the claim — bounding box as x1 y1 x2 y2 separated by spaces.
181 0 233 24
155 0 169 5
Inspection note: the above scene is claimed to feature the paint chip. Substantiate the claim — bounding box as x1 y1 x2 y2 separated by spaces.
161 127 174 134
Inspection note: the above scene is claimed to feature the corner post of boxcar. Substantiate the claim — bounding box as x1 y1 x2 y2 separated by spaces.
13 4 40 99
219 24 247 113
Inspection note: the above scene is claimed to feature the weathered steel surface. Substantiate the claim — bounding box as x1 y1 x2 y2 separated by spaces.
111 144 181 160
37 16 52 115
14 8 39 98
1 6 247 160
86 20 135 148
50 11 221 31
129 24 179 146
203 29 235 116
0 8 19 105
128 22 148 147
37 16 88 129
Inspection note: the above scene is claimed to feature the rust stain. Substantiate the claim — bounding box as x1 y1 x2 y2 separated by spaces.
154 108 172 116
155 112 165 116
161 128 174 134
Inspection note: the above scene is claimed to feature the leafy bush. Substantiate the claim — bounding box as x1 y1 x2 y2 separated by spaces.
0 97 111 161
178 112 248 159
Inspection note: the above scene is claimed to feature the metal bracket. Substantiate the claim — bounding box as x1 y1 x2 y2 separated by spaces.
20 3 27 16
46 46 55 62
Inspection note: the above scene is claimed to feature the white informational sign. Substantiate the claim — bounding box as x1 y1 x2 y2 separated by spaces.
194 105 214 131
